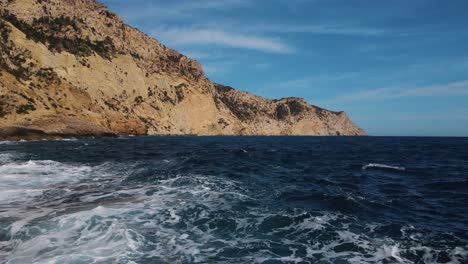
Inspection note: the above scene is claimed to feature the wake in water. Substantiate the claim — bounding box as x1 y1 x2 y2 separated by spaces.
1 137 467 263
362 163 406 172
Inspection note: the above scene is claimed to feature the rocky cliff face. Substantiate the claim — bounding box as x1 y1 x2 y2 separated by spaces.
0 0 366 139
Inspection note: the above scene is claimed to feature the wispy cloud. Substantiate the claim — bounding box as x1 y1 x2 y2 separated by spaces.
151 28 293 54
272 73 361 89
180 51 212 60
112 0 250 21
110 0 404 46
252 24 386 36
251 63 271 70
202 64 230 76
398 113 468 121
327 80 468 104
202 60 239 77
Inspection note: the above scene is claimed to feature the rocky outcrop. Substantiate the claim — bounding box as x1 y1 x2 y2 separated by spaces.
0 0 365 140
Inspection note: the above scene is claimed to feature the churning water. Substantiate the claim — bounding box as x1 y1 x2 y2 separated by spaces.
0 137 467 263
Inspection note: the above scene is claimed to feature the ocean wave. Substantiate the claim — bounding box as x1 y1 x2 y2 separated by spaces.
3 174 252 263
1 136 467 264
54 138 78 142
0 159 94 205
0 141 16 145
0 153 15 163
362 163 406 172
423 180 468 191
3 171 466 263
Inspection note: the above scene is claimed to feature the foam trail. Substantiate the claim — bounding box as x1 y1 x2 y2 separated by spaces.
0 159 93 204
6 206 147 264
362 163 405 171
0 153 14 163
2 171 467 264
1 137 467 264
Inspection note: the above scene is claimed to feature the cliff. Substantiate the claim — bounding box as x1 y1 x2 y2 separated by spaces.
0 0 366 140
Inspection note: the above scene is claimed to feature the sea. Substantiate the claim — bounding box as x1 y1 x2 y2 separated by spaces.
0 136 467 264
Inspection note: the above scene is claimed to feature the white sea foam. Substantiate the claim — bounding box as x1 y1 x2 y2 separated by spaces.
0 160 92 188
1 162 466 264
0 174 410 263
0 153 15 163
54 138 78 142
0 158 95 206
2 173 243 263
6 205 146 264
362 163 406 171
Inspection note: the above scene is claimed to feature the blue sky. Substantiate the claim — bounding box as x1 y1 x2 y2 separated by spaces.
101 0 468 136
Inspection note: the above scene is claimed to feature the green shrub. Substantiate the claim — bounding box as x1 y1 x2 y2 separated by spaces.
0 97 7 117
3 12 116 59
134 96 144 104
275 104 290 120
16 104 36 114
175 84 186 102
286 100 305 116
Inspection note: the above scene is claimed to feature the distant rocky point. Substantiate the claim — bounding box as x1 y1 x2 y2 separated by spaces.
0 0 366 140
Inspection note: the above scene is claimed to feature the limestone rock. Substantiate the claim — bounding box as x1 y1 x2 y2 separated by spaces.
0 0 366 140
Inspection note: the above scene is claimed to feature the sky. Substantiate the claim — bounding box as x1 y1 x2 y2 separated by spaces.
100 0 468 136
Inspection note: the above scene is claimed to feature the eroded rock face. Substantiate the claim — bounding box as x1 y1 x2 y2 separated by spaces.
0 0 366 139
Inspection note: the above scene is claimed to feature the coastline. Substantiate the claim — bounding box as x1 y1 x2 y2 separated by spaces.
0 1 366 139
0 127 117 142
0 126 369 142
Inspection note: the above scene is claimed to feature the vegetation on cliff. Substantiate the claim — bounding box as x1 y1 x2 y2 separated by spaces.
0 0 365 139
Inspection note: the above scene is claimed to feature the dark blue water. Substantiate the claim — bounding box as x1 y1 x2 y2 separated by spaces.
0 137 467 263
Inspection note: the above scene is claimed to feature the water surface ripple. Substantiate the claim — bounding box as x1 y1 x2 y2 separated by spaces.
0 137 467 263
